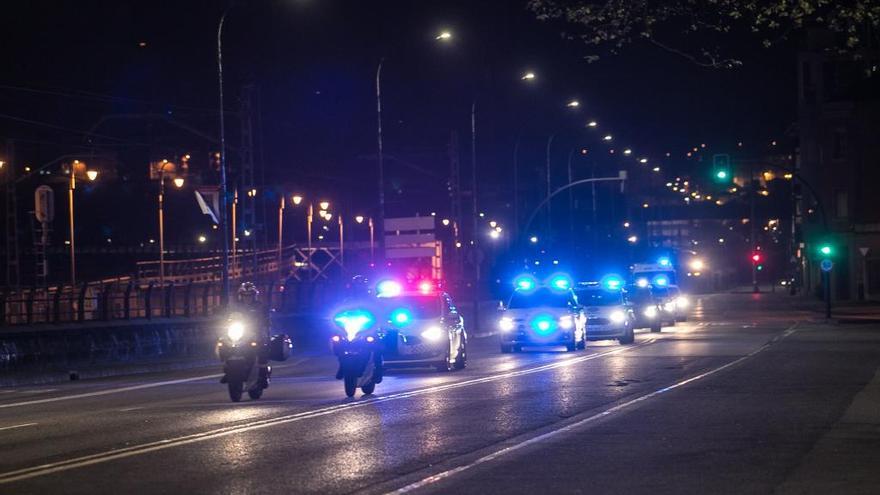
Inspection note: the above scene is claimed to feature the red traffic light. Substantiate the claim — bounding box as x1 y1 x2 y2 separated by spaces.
751 253 761 263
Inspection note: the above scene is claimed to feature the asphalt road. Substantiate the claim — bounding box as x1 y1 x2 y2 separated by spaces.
2 292 880 494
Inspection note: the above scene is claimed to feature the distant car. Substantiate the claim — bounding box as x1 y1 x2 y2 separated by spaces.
574 283 635 344
377 290 467 372
498 287 586 352
626 285 663 333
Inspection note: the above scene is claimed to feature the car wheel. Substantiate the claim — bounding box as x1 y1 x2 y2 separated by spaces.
619 327 635 345
361 382 376 395
565 342 577 352
650 322 662 333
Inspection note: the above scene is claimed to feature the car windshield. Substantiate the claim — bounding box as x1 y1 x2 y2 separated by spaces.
651 287 670 299
508 288 571 309
575 289 622 306
379 296 442 319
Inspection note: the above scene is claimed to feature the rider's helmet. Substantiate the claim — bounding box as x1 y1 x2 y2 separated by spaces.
237 282 260 306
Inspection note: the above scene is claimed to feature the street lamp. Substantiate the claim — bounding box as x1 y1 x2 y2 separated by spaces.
67 161 98 288
521 71 536 81
292 194 303 206
435 30 452 41
157 160 183 287
355 215 365 224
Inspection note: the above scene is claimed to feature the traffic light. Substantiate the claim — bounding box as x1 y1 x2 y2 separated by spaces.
751 252 764 271
819 244 833 258
712 154 731 183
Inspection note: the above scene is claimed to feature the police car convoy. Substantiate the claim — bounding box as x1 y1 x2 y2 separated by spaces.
319 257 690 397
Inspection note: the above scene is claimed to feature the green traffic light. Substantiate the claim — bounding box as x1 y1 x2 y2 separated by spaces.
819 245 832 256
716 170 728 180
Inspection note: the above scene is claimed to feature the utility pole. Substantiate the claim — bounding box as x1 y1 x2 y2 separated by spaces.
750 161 758 293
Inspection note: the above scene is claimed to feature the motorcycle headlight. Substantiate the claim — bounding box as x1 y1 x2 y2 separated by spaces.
643 306 657 318
558 315 574 329
421 326 444 342
676 296 689 309
609 310 626 324
499 317 515 332
227 321 245 342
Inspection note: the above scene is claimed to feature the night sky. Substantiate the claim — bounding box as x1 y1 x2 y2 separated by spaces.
1 0 797 249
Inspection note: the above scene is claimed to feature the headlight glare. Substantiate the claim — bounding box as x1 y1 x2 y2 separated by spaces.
676 296 689 308
609 310 626 324
499 317 515 332
421 326 444 341
644 306 657 318
558 315 574 329
227 321 245 342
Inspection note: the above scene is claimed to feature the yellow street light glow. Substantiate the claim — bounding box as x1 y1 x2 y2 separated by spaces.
603 135 612 141
324 212 333 221
319 201 330 210
627 235 638 243
198 235 207 243
521 71 536 80
623 222 630 228
642 203 649 208
652 167 660 172
623 149 632 155
489 220 497 228
292 195 303 205
442 218 451 226
0 161 4 169
587 121 598 127
566 100 580 108
689 258 705 271
173 177 184 188
435 30 452 41
355 215 365 224
489 230 501 239
86 170 98 181
639 157 648 164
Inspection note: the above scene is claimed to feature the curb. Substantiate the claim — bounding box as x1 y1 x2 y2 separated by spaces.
0 358 217 388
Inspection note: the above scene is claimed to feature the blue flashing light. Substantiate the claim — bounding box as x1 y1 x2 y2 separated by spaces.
658 257 671 267
653 275 669 287
600 274 624 291
514 274 538 292
548 273 573 291
531 315 557 335
390 308 413 328
333 309 375 340
635 277 649 288
376 280 403 298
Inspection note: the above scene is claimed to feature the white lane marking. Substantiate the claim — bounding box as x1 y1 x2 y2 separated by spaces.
386 323 801 494
0 423 38 433
0 358 310 410
0 339 657 484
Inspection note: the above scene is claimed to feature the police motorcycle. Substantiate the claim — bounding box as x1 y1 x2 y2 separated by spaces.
216 283 292 402
328 275 384 397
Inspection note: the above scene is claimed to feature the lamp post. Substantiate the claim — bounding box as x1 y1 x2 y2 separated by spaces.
158 161 184 287
376 59 385 259
67 161 98 288
216 8 233 304
277 195 285 271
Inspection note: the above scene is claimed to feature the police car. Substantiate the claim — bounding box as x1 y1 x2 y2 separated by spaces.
626 282 663 333
497 274 586 353
574 278 635 345
374 280 467 372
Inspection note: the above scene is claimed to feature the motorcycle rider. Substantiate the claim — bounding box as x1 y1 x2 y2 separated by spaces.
221 282 271 387
335 275 384 383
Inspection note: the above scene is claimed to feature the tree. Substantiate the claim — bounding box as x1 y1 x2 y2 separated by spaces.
527 0 880 68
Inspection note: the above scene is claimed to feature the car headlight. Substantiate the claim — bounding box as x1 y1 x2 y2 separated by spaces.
664 302 675 312
676 296 689 309
643 306 657 318
558 315 574 329
499 317 515 332
421 326 444 342
609 310 626 324
227 321 245 342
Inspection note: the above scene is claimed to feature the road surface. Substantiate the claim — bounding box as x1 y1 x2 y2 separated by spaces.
1 292 879 494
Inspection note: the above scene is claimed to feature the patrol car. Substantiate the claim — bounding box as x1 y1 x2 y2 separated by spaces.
574 280 635 344
497 275 586 353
